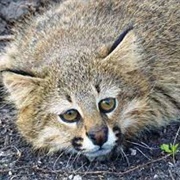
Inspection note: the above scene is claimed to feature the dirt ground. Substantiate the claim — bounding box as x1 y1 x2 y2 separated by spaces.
0 1 180 180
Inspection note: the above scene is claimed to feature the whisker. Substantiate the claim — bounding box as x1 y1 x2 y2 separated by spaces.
120 147 130 166
65 153 74 168
70 151 81 167
127 140 156 150
74 159 89 173
86 162 93 171
134 147 151 160
111 148 122 161
141 141 158 149
114 151 122 161
53 150 67 170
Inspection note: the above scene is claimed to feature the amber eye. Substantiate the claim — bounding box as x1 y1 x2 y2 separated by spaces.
99 98 116 113
60 109 80 123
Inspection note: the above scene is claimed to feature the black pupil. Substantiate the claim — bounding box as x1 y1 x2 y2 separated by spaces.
105 99 111 105
67 110 74 115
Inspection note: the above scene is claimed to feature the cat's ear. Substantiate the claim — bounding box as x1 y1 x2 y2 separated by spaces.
102 29 142 73
2 70 44 108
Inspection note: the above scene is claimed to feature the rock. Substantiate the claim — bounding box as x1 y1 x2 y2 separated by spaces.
68 174 73 179
73 175 82 180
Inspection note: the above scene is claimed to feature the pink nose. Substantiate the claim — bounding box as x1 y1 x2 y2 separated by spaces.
86 126 108 146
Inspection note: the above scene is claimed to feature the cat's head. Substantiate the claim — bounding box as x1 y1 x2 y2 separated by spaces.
2 30 151 160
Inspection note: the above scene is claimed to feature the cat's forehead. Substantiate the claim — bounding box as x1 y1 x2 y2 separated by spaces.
46 49 121 96
57 62 94 90
55 67 121 101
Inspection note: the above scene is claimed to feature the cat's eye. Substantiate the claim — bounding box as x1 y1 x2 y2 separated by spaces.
60 109 80 123
99 98 116 113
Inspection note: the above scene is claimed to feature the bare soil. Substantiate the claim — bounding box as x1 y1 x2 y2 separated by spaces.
0 1 180 180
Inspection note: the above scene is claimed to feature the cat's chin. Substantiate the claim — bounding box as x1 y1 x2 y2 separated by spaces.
84 148 113 162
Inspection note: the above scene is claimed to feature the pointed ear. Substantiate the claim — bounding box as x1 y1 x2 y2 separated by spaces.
102 30 142 73
2 70 44 108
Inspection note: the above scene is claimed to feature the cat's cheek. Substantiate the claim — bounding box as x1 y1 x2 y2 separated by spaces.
120 118 136 134
33 126 72 152
117 98 149 134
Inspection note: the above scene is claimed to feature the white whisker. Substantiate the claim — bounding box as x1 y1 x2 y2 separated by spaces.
120 147 130 166
53 149 67 170
134 147 151 160
127 140 156 150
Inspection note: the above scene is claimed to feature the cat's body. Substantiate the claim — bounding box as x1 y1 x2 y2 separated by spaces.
0 0 180 159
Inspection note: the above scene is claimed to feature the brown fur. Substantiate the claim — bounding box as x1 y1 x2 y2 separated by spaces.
0 0 180 159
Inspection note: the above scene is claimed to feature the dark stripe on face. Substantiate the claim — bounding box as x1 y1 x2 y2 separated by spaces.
151 96 167 115
95 84 100 93
65 94 72 102
1 69 35 77
154 86 180 110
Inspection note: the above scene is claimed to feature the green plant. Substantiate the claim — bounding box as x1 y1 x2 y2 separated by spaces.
160 143 179 163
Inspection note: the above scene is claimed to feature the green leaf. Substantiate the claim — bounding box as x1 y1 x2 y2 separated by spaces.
160 144 172 153
174 143 179 149
170 143 179 153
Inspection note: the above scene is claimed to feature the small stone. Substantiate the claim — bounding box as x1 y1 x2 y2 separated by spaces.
8 171 12 176
168 162 174 168
153 174 158 179
130 148 137 156
37 160 42 164
0 151 5 156
73 175 82 180
62 178 68 180
68 174 73 179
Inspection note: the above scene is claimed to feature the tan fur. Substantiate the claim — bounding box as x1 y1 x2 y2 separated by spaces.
0 0 180 159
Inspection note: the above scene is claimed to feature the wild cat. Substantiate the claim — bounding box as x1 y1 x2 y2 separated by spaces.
0 0 179 160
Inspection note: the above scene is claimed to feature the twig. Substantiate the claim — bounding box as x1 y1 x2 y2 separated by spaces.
168 169 175 180
0 166 31 173
0 154 171 176
31 154 170 176
173 126 180 146
172 125 180 164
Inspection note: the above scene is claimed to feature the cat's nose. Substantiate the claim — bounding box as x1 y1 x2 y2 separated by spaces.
86 126 108 146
